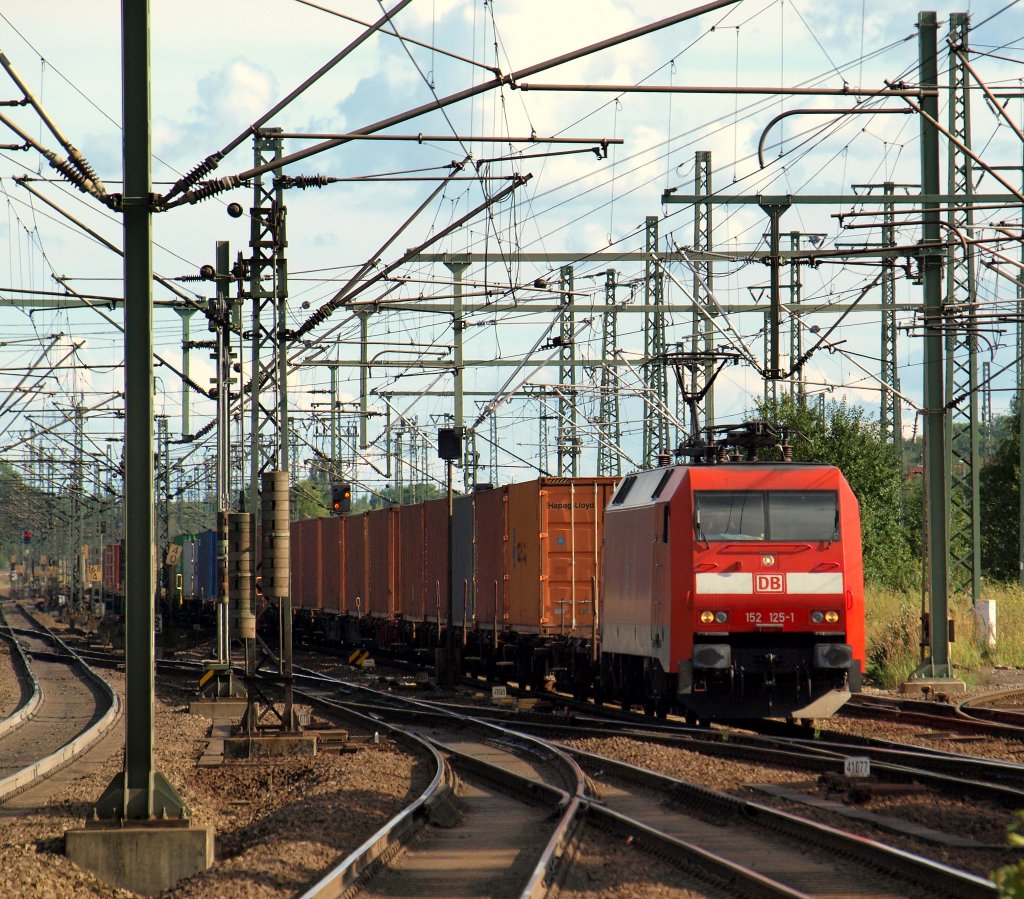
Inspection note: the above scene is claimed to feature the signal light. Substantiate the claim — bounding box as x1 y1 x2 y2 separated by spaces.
330 482 351 516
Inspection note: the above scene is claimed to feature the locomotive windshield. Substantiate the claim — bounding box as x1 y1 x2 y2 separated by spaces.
695 490 839 542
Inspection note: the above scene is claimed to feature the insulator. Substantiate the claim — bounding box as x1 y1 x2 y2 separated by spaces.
50 155 95 196
184 176 240 206
782 441 793 462
168 153 222 197
282 174 330 190
68 147 104 196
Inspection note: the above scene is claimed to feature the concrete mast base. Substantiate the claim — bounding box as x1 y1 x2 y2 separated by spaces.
65 821 214 897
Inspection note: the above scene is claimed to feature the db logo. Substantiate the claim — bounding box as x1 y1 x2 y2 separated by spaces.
755 573 785 593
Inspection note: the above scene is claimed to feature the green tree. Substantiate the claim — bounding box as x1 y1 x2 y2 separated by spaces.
980 403 1020 581
757 396 918 589
291 478 330 520
360 482 445 510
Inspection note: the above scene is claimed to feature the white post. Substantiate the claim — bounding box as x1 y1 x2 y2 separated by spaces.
976 599 997 650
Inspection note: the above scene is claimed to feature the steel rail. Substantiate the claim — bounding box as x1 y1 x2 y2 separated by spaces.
292 666 596 897
432 743 582 899
584 803 809 899
296 665 794 899
286 687 454 899
565 744 997 899
0 617 41 738
0 605 121 803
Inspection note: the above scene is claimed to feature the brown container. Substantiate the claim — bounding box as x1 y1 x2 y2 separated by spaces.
505 478 616 636
103 542 123 595
398 503 424 621
422 498 449 623
472 486 508 630
367 506 399 618
290 520 303 608
292 518 323 611
320 515 345 614
344 513 368 615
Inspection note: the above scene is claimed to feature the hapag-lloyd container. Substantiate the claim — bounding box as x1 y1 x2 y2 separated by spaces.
491 478 617 636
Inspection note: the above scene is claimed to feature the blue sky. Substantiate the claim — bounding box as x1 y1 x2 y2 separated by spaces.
1 1 1023 504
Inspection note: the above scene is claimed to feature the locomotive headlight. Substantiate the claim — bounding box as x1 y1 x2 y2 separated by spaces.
761 554 776 567
811 610 825 624
700 610 715 624
825 610 840 623
715 610 729 623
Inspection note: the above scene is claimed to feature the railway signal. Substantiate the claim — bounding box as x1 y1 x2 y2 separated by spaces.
330 482 351 515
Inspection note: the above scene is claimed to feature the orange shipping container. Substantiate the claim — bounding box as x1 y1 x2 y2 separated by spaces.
398 503 425 621
505 478 616 636
292 520 323 614
472 486 508 630
320 516 345 614
290 521 303 608
423 498 449 623
344 513 368 615
367 507 399 618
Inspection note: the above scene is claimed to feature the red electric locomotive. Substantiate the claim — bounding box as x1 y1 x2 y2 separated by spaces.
600 461 864 721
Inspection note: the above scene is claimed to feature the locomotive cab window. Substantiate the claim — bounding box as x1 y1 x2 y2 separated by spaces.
694 491 765 541
768 491 839 541
695 490 839 542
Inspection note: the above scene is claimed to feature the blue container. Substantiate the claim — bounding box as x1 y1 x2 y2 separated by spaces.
197 529 218 600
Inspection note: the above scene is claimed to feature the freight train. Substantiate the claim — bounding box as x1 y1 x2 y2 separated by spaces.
98 448 866 721
290 461 865 722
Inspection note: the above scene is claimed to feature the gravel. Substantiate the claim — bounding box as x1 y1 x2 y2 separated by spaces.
0 665 423 898
564 733 1019 880
0 640 22 719
8 617 1024 896
557 829 712 899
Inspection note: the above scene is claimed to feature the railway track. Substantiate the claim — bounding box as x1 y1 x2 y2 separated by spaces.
295 676 806 898
280 663 1002 897
0 602 120 804
842 692 1024 738
568 742 995 898
45 637 1017 895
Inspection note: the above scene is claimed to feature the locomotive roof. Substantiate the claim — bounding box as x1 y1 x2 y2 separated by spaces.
608 463 844 511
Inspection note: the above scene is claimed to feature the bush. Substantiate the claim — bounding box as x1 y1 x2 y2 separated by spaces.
757 396 919 589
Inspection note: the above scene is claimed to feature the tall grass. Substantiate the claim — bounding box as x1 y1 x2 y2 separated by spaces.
865 583 1024 688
